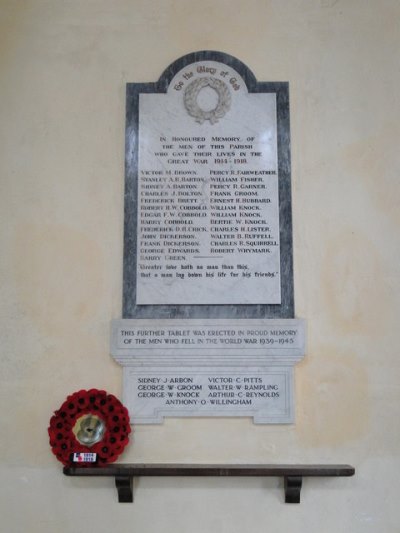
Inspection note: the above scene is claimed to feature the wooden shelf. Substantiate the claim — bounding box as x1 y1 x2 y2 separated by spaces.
63 463 355 503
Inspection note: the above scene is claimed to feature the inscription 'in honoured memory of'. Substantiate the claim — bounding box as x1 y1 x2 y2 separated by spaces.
136 62 281 306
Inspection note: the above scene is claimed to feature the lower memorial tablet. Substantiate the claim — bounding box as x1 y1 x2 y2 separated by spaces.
124 367 293 424
111 318 305 424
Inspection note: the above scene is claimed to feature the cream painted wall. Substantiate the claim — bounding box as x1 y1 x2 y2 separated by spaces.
1 1 399 531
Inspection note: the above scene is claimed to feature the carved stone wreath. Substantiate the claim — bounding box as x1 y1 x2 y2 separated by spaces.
184 77 231 124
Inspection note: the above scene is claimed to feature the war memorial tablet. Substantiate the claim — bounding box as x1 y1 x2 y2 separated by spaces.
136 79 280 305
111 51 306 424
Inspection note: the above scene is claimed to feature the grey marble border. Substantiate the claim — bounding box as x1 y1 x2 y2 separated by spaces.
123 51 294 319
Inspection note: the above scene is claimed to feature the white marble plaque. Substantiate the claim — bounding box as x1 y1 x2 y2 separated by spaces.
123 367 294 424
137 61 281 305
111 318 305 424
111 318 305 360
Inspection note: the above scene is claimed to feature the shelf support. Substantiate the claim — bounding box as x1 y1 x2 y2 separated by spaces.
115 476 133 503
284 475 302 503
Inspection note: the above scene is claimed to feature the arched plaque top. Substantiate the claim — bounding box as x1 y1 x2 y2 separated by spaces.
157 50 258 93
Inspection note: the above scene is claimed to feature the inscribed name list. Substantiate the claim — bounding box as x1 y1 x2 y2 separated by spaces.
137 61 281 305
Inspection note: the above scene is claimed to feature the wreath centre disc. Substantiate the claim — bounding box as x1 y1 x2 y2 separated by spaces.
196 85 220 112
73 414 105 447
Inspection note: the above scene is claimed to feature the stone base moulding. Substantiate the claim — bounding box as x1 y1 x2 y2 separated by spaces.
111 318 306 424
63 464 355 504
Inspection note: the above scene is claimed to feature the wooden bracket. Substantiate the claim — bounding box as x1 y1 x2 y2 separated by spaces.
115 476 133 503
284 475 303 503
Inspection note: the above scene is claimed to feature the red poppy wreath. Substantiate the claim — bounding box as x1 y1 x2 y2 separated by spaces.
48 389 131 466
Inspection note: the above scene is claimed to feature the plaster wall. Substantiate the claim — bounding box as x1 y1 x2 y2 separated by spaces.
1 1 399 531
